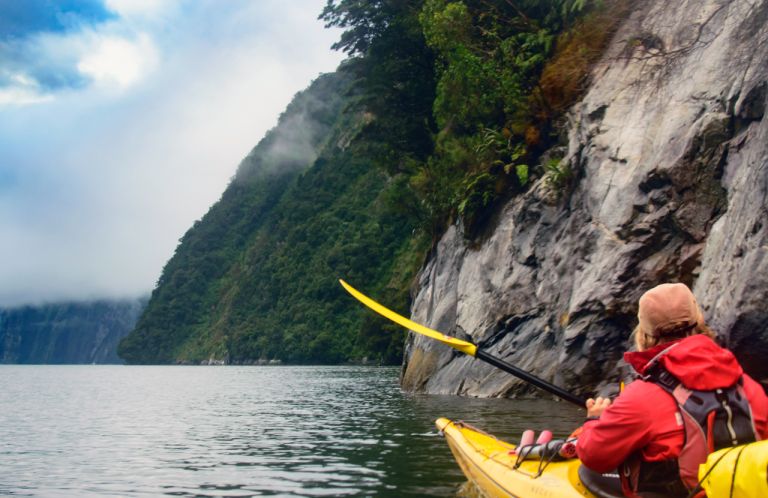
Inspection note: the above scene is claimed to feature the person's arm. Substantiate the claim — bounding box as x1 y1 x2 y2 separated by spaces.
576 381 654 472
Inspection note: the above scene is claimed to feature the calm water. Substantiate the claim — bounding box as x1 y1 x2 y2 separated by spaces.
0 366 583 497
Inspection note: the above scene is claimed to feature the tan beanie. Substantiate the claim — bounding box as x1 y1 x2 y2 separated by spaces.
637 283 703 338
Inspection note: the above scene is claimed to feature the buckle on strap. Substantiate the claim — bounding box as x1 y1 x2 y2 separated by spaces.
657 368 679 390
643 363 679 391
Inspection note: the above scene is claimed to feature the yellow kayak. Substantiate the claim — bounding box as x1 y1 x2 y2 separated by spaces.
436 418 601 498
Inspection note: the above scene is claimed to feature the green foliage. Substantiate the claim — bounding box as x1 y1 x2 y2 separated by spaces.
457 172 497 235
544 157 572 189
475 127 527 179
218 149 419 364
321 0 437 171
413 0 600 238
421 0 590 128
319 0 615 239
407 139 466 234
516 164 529 186
320 0 420 56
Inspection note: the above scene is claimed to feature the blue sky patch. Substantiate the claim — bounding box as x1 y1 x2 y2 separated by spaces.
0 167 17 191
0 0 115 40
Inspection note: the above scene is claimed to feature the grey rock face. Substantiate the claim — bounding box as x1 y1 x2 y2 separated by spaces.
402 0 768 397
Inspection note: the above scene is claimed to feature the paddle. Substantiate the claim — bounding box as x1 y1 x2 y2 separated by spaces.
339 279 586 407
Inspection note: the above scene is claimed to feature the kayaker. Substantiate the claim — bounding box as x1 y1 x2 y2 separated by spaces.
576 282 768 498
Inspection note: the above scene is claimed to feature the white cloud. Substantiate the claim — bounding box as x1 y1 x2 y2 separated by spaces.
77 33 158 88
105 0 178 18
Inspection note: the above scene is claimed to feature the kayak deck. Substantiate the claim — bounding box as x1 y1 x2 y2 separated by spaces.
436 418 597 498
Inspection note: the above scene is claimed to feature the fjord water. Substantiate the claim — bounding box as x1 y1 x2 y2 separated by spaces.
0 366 582 497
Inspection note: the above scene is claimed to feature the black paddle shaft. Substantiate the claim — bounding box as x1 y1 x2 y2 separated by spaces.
475 349 586 407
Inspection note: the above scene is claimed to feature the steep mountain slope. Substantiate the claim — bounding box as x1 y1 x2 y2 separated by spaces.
402 0 768 396
0 299 145 364
118 71 425 365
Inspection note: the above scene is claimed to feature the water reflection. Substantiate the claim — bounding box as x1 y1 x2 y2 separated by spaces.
0 365 582 497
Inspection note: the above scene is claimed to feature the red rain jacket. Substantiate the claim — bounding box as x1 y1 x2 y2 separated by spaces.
577 334 768 473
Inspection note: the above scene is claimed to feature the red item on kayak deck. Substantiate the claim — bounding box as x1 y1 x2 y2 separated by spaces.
559 440 578 459
536 430 553 444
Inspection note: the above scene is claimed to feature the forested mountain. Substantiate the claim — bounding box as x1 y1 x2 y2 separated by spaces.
118 0 623 365
118 66 431 364
0 299 145 364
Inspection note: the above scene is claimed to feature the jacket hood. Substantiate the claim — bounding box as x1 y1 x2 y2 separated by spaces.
624 334 743 389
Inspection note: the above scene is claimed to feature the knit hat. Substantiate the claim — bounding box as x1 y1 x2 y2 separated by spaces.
637 283 703 338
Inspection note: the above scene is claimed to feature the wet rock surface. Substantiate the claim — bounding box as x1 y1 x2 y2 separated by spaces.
402 0 768 397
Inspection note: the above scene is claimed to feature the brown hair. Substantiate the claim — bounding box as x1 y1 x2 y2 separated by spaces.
632 321 715 351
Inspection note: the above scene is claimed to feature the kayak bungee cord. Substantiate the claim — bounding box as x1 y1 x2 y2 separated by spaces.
339 279 586 407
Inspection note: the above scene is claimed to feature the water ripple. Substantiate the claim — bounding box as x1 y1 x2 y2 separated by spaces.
0 365 581 497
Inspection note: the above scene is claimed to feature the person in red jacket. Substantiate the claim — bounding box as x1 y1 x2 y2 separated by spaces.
576 283 768 497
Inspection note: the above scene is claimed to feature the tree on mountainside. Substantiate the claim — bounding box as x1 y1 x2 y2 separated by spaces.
320 0 437 171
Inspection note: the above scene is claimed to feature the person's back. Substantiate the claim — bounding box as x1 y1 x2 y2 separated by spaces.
576 283 768 497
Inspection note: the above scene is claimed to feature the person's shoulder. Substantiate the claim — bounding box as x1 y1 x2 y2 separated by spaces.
617 378 677 407
622 377 665 394
742 374 768 406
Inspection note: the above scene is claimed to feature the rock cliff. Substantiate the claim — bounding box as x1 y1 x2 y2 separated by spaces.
402 0 768 397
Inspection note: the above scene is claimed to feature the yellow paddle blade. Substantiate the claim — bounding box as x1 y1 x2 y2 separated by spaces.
339 279 478 357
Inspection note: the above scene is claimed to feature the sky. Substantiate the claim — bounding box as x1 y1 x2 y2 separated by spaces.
0 0 345 307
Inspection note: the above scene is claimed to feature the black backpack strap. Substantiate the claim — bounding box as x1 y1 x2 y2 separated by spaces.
638 343 681 390
642 362 680 393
